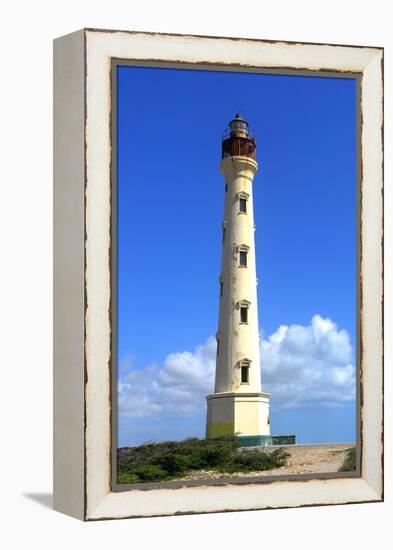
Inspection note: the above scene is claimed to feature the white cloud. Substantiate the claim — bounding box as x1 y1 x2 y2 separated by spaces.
118 315 355 419
261 314 355 409
119 336 216 418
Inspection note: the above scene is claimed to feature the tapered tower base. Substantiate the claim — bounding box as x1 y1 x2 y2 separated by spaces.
206 391 270 446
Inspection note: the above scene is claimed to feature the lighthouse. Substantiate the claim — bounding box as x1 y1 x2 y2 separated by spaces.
206 114 271 447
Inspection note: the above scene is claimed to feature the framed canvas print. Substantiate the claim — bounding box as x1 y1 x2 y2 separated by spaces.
53 28 384 520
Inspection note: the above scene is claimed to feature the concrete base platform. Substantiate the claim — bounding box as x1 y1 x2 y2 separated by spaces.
205 391 270 440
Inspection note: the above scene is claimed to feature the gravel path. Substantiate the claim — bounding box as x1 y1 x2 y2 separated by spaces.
177 443 354 481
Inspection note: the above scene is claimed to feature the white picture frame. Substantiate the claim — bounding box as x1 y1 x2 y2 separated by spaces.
53 28 383 521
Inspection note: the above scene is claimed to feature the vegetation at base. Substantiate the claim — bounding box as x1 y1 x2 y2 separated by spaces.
339 447 356 472
117 437 289 483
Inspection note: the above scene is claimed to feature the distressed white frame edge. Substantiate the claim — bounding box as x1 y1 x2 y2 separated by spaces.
53 28 383 521
54 29 85 520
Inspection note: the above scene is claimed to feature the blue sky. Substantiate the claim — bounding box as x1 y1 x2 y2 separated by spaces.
117 65 357 446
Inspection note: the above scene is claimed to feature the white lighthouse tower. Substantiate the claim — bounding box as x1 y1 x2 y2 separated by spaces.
206 114 271 447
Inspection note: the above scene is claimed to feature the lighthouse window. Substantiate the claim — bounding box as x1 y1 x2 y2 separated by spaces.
239 198 247 213
240 306 248 324
241 365 249 384
239 250 247 267
222 227 226 243
220 281 223 297
225 183 228 193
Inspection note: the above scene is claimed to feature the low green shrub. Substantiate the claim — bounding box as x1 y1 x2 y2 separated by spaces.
117 472 140 484
132 464 167 481
229 448 289 472
153 453 192 475
339 447 356 472
197 441 234 469
117 437 288 483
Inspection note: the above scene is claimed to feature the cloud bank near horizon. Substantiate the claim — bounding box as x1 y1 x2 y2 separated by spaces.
118 315 355 420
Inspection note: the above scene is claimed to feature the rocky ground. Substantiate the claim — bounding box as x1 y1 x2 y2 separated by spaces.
177 443 354 481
